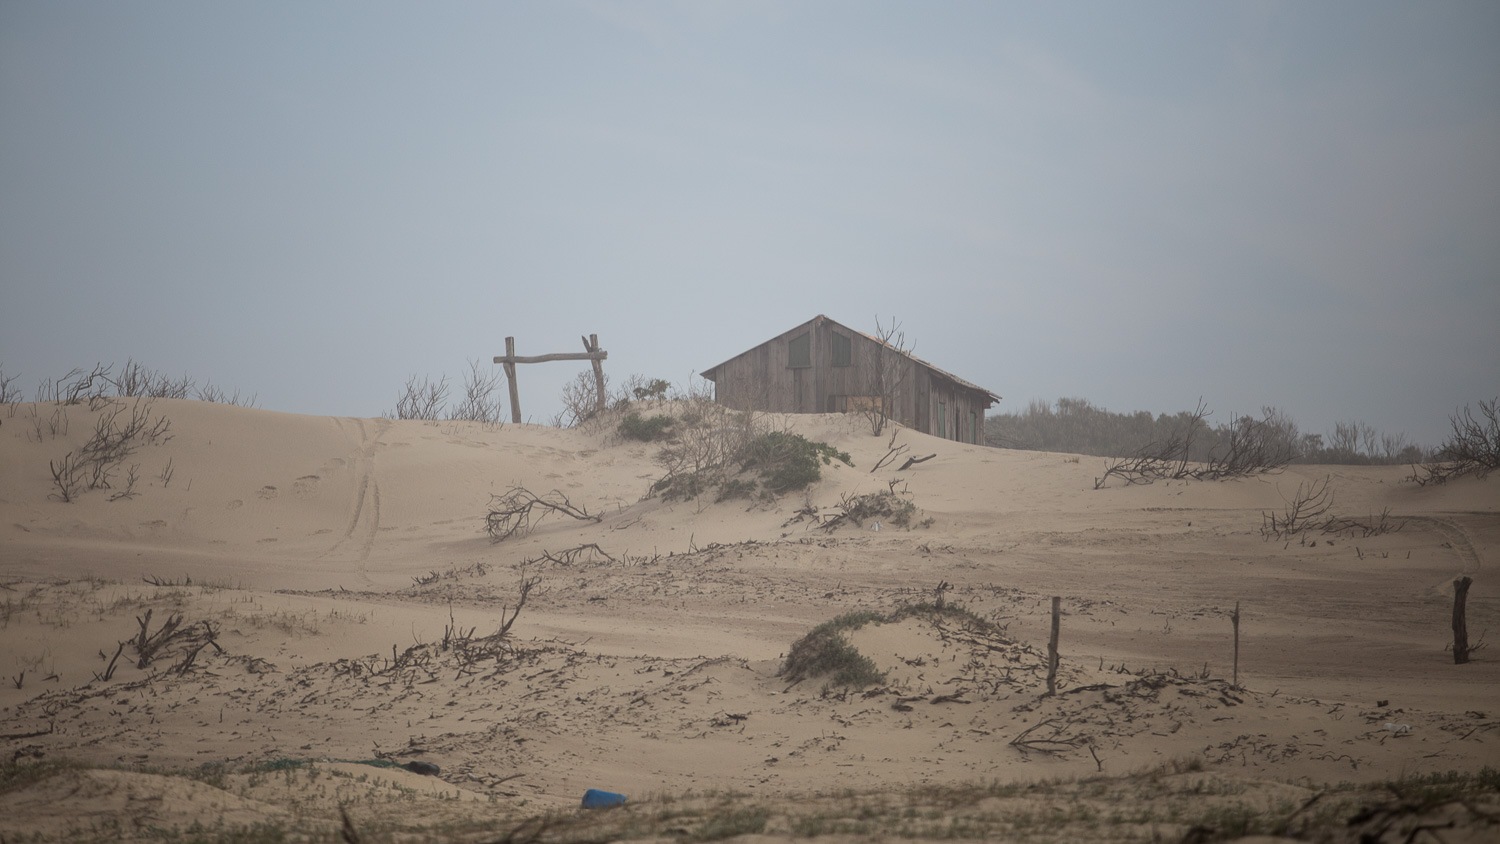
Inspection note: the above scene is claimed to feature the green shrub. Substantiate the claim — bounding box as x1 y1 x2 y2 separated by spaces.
651 470 711 501
618 412 675 442
740 431 853 493
715 478 758 502
632 378 671 402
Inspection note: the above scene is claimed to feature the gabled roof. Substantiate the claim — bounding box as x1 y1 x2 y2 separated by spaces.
701 314 1001 404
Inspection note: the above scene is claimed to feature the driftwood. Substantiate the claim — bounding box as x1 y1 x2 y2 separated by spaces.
485 487 601 542
1009 718 1085 756
897 454 936 471
537 543 616 566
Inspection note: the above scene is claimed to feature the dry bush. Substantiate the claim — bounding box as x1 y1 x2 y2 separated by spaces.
392 374 449 421
861 316 911 437
114 358 195 399
1414 398 1500 486
48 399 173 503
195 381 257 407
485 487 601 542
0 365 21 411
1261 476 1406 541
649 402 764 501
1095 401 1292 488
821 485 920 531
1260 476 1335 540
447 359 506 425
553 369 610 428
36 364 113 405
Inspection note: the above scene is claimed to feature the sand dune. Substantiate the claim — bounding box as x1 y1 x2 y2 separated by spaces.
2 398 1497 840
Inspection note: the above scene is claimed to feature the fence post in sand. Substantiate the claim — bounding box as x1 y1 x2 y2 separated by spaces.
1453 576 1473 665
584 334 606 412
502 337 521 423
1046 596 1060 696
1231 601 1241 689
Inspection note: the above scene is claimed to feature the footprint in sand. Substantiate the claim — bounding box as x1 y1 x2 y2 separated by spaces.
257 485 278 500
293 475 320 499
226 500 243 510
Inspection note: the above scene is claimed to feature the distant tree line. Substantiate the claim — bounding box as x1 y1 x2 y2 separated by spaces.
983 397 1432 466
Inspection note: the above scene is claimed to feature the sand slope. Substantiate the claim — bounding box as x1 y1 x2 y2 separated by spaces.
2 398 1497 838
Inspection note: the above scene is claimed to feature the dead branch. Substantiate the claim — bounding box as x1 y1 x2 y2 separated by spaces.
0 722 54 741
133 609 189 668
495 572 541 639
897 453 936 471
871 430 908 472
1009 718 1086 756
95 641 127 681
537 543 616 566
175 623 224 675
485 487 601 542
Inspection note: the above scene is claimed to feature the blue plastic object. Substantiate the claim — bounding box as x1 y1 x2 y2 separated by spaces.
581 788 627 809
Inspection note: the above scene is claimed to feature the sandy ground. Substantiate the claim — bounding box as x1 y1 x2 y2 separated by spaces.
1 397 1497 841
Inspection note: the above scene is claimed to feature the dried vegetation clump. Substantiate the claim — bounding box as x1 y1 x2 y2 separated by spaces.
646 400 853 503
1413 397 1500 486
1095 401 1294 488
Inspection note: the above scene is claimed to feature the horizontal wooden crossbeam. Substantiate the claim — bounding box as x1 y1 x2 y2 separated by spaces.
492 351 606 365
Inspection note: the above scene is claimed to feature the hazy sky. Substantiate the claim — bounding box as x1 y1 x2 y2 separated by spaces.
2 1 1496 446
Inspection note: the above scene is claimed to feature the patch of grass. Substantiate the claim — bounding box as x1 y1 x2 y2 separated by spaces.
890 601 998 633
692 806 770 841
618 412 675 442
1385 767 1500 803
780 611 887 688
0 757 82 795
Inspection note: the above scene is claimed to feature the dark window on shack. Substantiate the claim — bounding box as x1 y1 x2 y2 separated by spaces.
832 332 852 367
788 332 811 368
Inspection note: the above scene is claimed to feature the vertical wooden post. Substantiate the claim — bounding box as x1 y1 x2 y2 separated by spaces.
1453 576 1473 665
1047 596 1060 696
503 336 521 424
585 334 606 414
1231 601 1241 689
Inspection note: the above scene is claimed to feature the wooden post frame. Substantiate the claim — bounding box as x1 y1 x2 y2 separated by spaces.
493 334 609 424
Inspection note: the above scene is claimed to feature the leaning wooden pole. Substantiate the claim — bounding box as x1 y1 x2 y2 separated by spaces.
1231 601 1241 689
1453 576 1473 665
503 336 522 424
585 334 606 414
1046 596 1061 696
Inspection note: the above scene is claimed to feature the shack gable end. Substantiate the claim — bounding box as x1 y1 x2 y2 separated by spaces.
700 315 999 442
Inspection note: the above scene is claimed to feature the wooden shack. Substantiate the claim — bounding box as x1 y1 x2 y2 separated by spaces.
699 315 1000 443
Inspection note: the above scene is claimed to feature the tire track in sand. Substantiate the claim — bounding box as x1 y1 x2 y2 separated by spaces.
324 417 387 584
1404 514 1484 577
